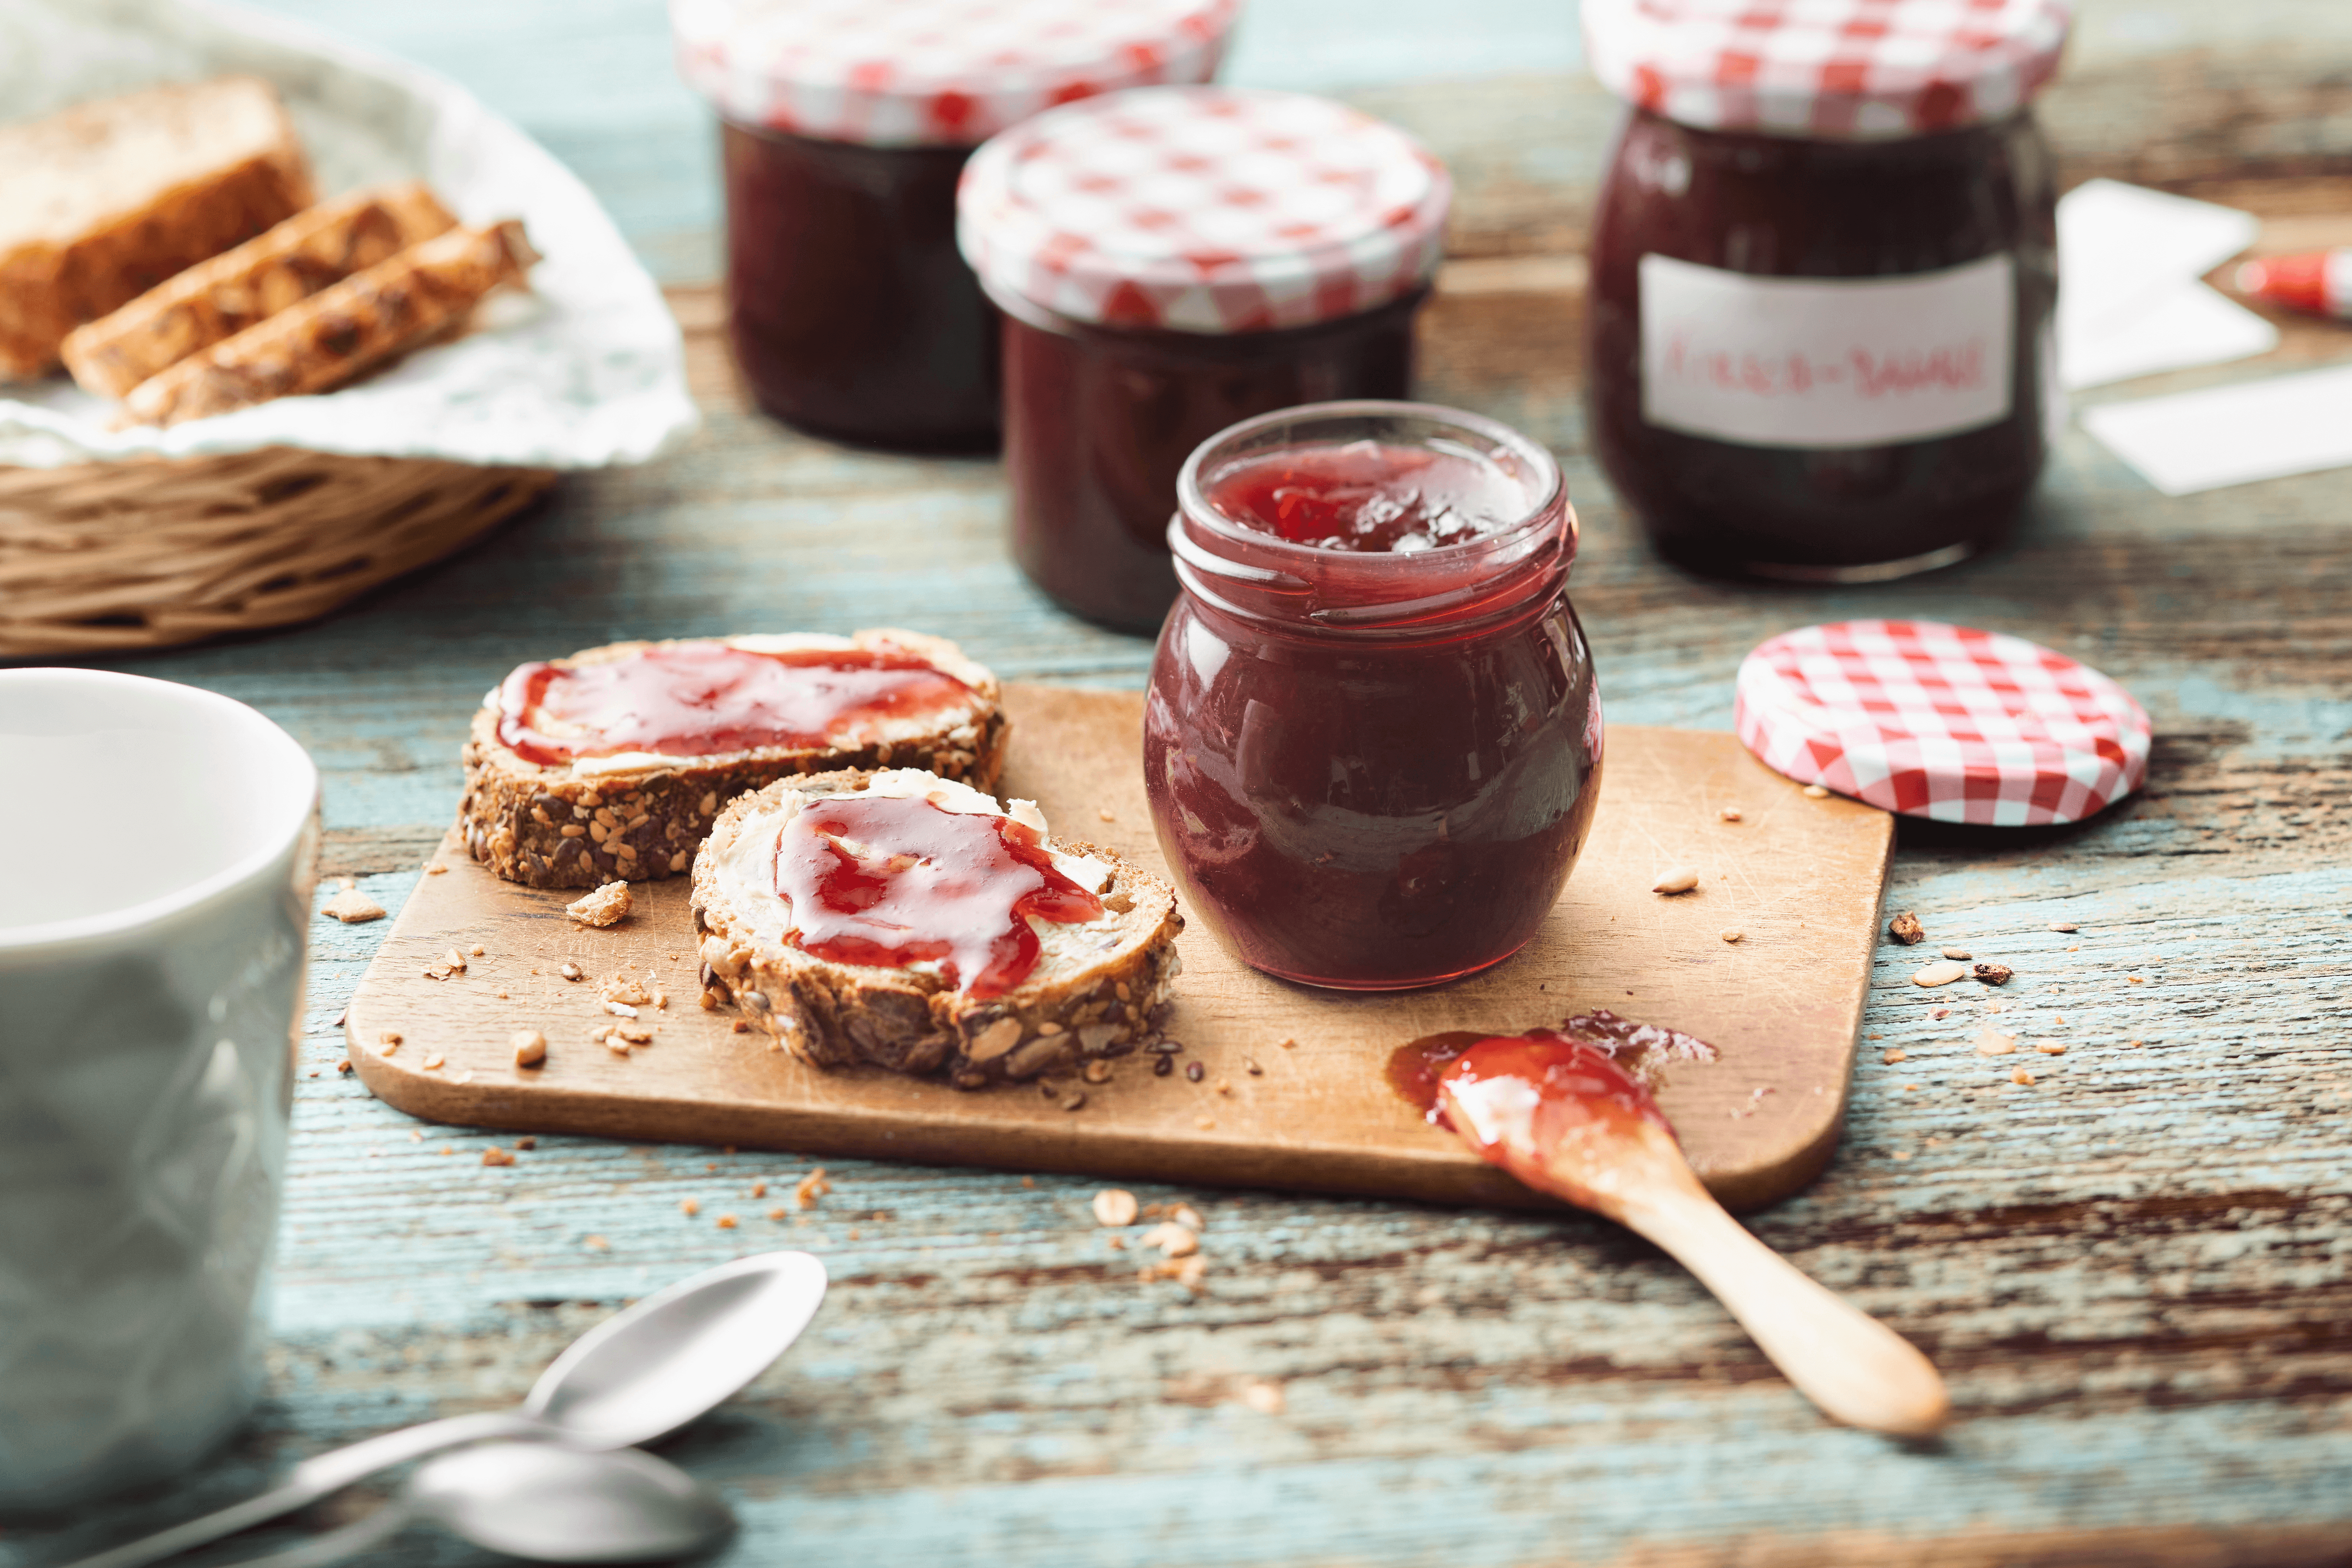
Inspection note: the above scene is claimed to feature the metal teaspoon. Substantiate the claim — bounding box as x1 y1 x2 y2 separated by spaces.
214 1443 735 1568
66 1250 826 1568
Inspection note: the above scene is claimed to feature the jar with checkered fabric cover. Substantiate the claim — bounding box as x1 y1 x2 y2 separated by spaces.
670 0 1240 451
957 86 1454 632
1581 0 2070 582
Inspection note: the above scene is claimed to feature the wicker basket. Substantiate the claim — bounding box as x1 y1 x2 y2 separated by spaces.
0 447 553 659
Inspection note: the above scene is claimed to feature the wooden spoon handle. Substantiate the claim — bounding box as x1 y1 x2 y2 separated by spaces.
1621 1187 1951 1438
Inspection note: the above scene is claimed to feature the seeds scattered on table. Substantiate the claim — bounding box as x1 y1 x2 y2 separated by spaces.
482 1147 515 1167
1142 1221 1199 1258
1973 964 2014 986
1652 866 1700 895
1940 947 1971 961
470 944 485 956
1278 1036 1296 1049
1185 1061 1205 1082
1241 1380 1285 1415
512 1030 547 1067
1083 1059 1112 1084
1093 1188 1139 1227
1718 808 1742 822
1803 784 1830 800
716 1214 737 1229
1912 959 1968 987
1883 1048 1907 1064
559 962 582 981
2036 1041 2067 1055
1974 1026 2018 1057
1060 1091 1087 1111
2011 1067 2036 1086
681 1198 699 1216
426 863 448 876
421 1053 445 1070
321 878 385 923
566 880 632 928
1888 911 1925 945
1721 928 1744 944
1170 1204 1204 1231
795 1168 831 1209
2047 920 2079 933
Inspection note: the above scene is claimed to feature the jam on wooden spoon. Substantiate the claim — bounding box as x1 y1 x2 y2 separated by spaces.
1397 1018 1950 1439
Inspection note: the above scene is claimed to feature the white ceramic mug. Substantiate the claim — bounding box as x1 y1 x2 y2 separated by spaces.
0 670 318 1514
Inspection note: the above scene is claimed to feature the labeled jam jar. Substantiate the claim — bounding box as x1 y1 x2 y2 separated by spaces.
1145 402 1603 990
959 88 1453 632
671 0 1239 451
1581 0 2070 580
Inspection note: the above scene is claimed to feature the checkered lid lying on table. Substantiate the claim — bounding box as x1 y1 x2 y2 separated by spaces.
1735 620 2151 826
957 86 1452 333
1582 0 2073 140
670 0 1240 148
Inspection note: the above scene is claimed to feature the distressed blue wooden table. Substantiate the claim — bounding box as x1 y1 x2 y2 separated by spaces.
11 2 2352 1564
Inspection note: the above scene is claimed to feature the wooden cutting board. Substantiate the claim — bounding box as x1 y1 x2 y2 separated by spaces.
348 685 1893 1212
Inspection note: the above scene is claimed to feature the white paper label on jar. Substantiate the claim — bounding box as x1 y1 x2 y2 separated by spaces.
1639 253 2016 450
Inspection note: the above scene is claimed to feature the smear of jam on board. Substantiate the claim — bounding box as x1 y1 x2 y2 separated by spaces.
774 793 1102 999
1387 1010 1721 1127
497 643 975 766
1205 438 1528 553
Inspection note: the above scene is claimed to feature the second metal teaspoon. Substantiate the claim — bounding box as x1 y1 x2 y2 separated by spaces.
67 1250 827 1568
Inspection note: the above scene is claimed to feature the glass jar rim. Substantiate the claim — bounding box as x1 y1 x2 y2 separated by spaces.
1170 400 1573 633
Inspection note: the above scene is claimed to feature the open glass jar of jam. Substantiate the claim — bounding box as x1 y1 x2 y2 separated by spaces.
1145 402 1603 991
671 0 1239 451
959 88 1453 632
1581 0 2070 580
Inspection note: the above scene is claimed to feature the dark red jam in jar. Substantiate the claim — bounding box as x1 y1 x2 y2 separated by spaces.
1581 0 2070 580
672 0 1239 451
1145 402 1604 991
960 88 1453 632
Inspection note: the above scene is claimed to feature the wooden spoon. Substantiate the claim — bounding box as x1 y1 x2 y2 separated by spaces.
1435 1032 1950 1438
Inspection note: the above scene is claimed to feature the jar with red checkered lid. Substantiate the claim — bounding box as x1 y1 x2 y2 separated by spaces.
957 86 1454 631
670 0 1241 451
1582 0 2071 582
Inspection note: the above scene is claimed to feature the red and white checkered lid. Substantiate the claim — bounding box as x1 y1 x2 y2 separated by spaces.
670 0 1240 148
957 86 1452 333
1735 620 2150 825
1583 0 2072 139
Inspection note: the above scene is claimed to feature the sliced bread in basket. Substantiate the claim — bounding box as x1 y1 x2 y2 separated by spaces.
691 768 1183 1087
461 630 1008 889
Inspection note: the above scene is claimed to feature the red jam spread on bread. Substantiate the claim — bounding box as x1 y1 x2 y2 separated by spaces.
1205 440 1529 553
1388 1011 1717 1126
496 643 975 766
773 793 1103 998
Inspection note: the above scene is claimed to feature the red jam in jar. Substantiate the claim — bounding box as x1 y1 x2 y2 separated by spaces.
775 792 1101 998
961 87 1453 632
1581 0 2068 580
673 0 1239 451
1146 402 1603 991
496 641 977 765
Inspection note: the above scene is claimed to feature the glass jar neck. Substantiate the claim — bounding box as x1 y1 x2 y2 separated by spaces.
1167 401 1575 639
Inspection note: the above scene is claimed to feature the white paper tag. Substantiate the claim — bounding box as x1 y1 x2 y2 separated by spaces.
1640 253 2016 449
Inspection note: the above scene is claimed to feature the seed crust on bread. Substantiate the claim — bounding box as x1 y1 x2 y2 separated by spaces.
460 630 1007 890
691 769 1184 1088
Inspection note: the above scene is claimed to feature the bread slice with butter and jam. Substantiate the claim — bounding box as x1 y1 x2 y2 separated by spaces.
692 768 1183 1087
461 630 1008 890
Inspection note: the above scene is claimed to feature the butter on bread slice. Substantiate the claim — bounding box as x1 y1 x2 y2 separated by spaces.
693 769 1184 1086
121 219 537 426
459 630 1009 891
0 76 314 380
62 181 457 399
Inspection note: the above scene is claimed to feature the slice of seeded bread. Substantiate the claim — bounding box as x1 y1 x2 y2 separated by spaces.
0 77 315 379
120 218 535 425
461 630 1008 890
62 180 457 398
692 768 1184 1087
